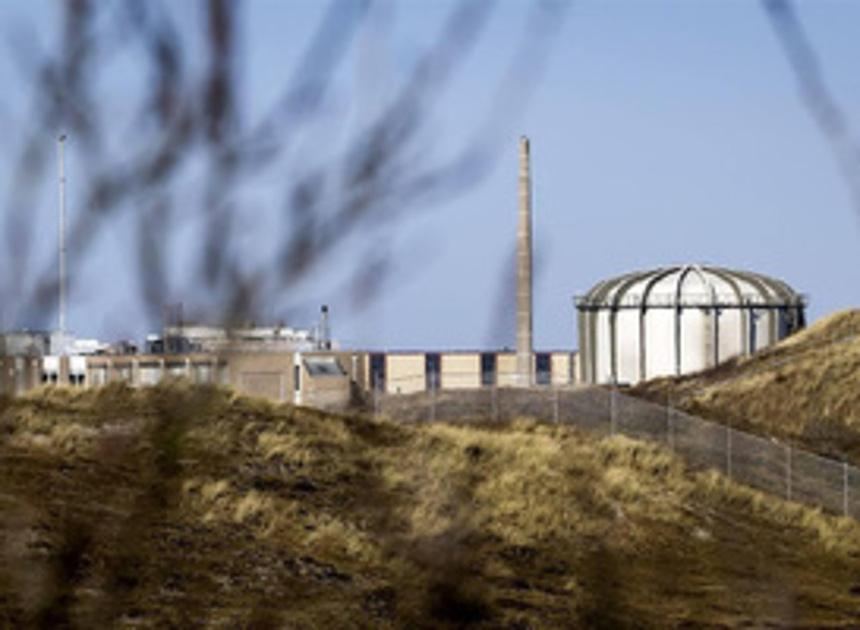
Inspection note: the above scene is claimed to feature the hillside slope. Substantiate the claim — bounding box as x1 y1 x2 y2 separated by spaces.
1 383 860 627
632 309 860 464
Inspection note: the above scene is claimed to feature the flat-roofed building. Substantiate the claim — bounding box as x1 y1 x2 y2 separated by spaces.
85 350 356 410
358 350 579 395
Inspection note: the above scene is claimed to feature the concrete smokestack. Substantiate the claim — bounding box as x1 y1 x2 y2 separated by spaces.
516 136 533 386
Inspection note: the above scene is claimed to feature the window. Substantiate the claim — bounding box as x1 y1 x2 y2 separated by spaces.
147 338 165 354
425 353 441 391
294 364 301 392
536 353 551 386
480 353 496 387
303 356 345 377
166 362 187 377
370 353 386 391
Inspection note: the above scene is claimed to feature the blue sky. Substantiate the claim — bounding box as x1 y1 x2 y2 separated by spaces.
1 1 859 351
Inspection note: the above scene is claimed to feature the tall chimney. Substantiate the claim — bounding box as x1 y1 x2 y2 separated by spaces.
516 136 533 386
319 305 331 350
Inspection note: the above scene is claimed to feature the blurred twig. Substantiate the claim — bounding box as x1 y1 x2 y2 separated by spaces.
1 0 568 335
763 0 860 219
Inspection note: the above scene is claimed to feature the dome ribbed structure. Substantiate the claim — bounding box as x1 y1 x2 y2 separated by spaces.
575 264 806 384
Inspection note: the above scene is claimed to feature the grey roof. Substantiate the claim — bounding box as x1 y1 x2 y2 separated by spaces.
575 264 806 310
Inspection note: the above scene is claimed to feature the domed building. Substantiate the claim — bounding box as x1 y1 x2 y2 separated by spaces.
575 264 806 385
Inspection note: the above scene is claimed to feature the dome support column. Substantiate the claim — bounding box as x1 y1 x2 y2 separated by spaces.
609 307 618 384
638 306 647 382
674 305 682 376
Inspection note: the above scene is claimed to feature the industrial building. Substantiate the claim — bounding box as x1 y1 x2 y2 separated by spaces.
365 349 577 394
0 347 577 407
0 135 571 406
152 305 333 354
576 264 806 385
0 135 809 408
84 350 354 409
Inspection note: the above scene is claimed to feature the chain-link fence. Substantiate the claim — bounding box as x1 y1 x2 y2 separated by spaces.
371 374 860 519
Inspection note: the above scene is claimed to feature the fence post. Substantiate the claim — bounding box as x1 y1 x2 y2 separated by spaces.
553 387 559 424
726 425 733 480
844 461 849 518
666 404 675 452
373 382 379 419
491 385 498 422
609 388 617 435
786 444 792 502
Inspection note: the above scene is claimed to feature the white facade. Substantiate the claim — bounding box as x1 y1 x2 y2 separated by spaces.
576 264 806 385
0 331 50 356
161 324 326 353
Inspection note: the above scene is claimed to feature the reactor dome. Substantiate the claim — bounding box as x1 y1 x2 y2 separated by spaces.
575 264 806 385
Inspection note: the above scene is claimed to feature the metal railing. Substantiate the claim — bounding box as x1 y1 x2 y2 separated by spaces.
371 373 859 519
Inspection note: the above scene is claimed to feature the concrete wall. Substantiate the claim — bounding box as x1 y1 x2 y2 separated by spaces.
0 356 41 395
87 351 352 409
109 359 135 385
441 353 480 389
0 332 50 357
365 350 577 393
385 353 425 394
550 353 573 386
496 353 520 387
301 372 350 410
87 355 226 389
342 352 366 389
2 348 579 409
297 352 352 410
228 353 294 402
229 352 350 409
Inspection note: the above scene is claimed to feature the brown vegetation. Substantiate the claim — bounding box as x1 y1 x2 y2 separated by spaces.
631 309 860 465
1 383 860 627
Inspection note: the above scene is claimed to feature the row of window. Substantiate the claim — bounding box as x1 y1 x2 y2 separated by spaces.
41 373 86 385
370 352 555 391
86 364 226 387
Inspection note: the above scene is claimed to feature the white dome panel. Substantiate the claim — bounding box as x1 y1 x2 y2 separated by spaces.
575 264 806 385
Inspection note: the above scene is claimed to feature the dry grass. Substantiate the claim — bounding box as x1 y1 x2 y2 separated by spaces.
632 309 860 463
1 383 860 627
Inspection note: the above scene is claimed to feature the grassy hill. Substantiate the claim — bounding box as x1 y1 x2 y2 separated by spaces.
1 383 860 627
631 309 860 465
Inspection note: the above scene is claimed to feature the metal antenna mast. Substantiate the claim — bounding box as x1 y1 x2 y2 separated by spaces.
57 134 67 347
